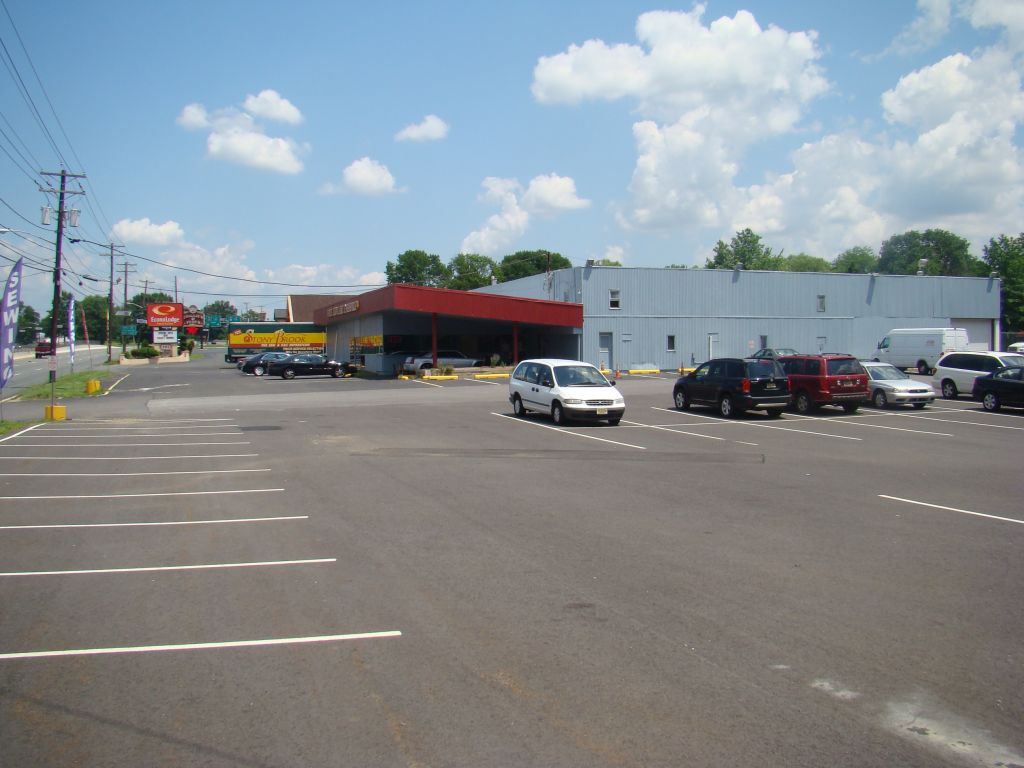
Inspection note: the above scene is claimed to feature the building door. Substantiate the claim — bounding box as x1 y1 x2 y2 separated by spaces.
599 333 613 371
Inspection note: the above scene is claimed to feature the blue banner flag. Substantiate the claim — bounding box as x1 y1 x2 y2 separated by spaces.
68 297 76 367
1 258 24 389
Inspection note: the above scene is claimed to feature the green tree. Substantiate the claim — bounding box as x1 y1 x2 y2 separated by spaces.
447 253 500 290
40 290 73 340
593 259 623 266
781 253 832 272
499 250 571 281
15 304 40 344
704 229 784 270
203 299 236 317
385 250 450 287
982 234 1024 332
832 246 878 274
878 229 981 276
78 295 110 343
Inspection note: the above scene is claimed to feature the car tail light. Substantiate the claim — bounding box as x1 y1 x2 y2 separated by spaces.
742 378 750 393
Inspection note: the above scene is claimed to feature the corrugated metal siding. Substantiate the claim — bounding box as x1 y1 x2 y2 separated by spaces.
484 267 1000 369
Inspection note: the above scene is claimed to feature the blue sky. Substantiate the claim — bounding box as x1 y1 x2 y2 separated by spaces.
1 1 1021 316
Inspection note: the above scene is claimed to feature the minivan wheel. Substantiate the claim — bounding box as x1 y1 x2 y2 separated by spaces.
917 361 931 375
941 380 958 399
551 402 566 425
982 392 1000 411
794 391 814 414
512 395 526 417
872 389 888 409
673 389 690 410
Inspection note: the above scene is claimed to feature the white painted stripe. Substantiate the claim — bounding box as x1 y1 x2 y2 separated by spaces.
620 419 725 441
0 469 270 478
492 412 647 450
650 407 862 440
409 378 443 388
787 412 953 437
735 441 760 446
0 454 260 460
36 425 239 431
0 630 402 660
879 495 1024 526
3 441 251 447
26 432 241 438
0 488 283 500
0 557 336 577
0 424 44 443
899 414 1024 431
0 516 307 530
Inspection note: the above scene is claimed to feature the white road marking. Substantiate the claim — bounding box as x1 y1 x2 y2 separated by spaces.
467 378 501 385
620 419 725 441
36 425 239 431
0 630 402 660
898 413 1024 431
492 413 647 449
120 384 191 392
24 432 241 438
879 495 1024 525
409 378 443 388
2 441 251 447
0 454 259 461
0 488 283 500
0 469 270 478
0 424 44 443
0 516 307 530
0 557 336 577
651 407 862 440
787 412 953 437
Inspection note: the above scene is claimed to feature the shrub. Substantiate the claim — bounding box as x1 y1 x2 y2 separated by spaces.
130 346 160 359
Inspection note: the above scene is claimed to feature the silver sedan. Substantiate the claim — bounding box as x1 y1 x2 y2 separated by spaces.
862 361 935 409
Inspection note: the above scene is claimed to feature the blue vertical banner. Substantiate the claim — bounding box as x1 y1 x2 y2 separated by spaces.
1 258 24 389
68 297 76 369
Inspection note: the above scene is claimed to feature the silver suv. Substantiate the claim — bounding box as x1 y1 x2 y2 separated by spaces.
932 351 1024 399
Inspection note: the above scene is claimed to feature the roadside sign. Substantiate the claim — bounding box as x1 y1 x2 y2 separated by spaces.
153 328 177 344
182 304 204 327
147 303 184 327
206 314 221 327
120 325 137 336
227 314 241 322
115 310 131 316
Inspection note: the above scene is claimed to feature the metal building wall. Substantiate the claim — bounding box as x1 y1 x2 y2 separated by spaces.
479 267 1000 370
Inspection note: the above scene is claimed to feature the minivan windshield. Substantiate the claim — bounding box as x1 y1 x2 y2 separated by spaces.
554 365 609 387
867 364 909 380
997 354 1024 367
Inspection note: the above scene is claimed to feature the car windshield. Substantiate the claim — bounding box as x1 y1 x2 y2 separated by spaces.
554 365 608 387
867 365 909 381
997 354 1024 367
746 360 785 378
826 359 864 375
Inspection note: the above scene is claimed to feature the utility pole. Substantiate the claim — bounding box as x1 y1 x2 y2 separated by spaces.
120 261 136 354
40 170 86 383
106 242 123 363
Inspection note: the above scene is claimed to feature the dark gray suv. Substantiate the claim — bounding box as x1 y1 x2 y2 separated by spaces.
673 358 790 418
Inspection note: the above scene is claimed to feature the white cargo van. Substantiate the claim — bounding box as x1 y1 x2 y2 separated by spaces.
873 328 970 374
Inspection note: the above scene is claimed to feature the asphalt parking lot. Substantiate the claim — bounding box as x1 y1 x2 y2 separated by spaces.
1 355 1021 767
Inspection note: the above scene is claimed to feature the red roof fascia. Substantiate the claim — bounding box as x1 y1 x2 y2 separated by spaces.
316 284 581 327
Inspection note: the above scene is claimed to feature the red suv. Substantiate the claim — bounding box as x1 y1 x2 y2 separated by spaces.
778 354 869 414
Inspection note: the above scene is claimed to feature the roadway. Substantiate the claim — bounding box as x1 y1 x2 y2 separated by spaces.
0 352 1021 767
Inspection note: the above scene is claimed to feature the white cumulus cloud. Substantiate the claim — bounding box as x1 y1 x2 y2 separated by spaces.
176 103 209 130
242 89 304 124
318 157 400 196
395 114 449 141
111 218 186 247
880 0 952 57
522 174 590 215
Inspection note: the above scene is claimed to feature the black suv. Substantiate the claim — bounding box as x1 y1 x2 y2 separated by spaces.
673 358 789 418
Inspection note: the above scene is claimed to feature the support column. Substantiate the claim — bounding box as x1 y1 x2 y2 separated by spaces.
431 313 438 368
512 322 519 364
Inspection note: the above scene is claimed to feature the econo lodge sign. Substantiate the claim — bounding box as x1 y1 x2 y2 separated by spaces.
147 303 184 327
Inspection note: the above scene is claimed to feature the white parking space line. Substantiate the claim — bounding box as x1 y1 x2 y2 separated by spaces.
0 454 259 461
897 413 1024 431
879 495 1024 526
786 412 953 437
0 516 308 530
0 469 270 478
24 432 242 438
492 413 647 450
467 378 502 385
409 378 443 388
650 407 862 440
0 631 402 661
3 441 251 447
620 420 726 441
0 558 337 577
0 424 43 442
0 488 284 501
35 425 240 431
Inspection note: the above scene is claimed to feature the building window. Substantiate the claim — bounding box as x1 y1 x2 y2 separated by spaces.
816 295 826 312
609 289 621 309
667 335 676 352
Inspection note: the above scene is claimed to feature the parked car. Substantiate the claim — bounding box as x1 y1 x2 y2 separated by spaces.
673 358 789 418
932 350 1024 399
267 354 358 379
872 327 969 374
239 351 291 375
972 365 1024 411
778 353 869 414
34 340 53 358
750 347 798 361
509 358 624 425
402 349 485 372
861 361 935 409
1008 341 1024 353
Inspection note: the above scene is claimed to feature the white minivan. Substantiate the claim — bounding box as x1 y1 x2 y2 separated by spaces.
509 358 625 425
873 327 969 374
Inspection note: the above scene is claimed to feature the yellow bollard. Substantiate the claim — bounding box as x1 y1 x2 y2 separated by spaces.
85 379 101 394
44 405 67 421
